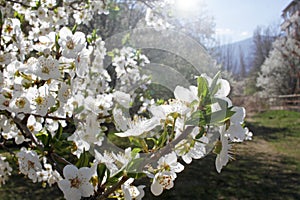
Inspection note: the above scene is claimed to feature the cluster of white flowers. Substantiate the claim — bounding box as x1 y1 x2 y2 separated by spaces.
0 1 253 200
150 152 184 196
144 0 175 31
112 47 150 92
94 147 134 177
16 148 61 185
0 156 12 186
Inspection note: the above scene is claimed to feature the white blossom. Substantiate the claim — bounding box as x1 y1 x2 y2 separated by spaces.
59 27 86 59
27 56 61 80
0 156 12 186
122 178 145 200
150 152 184 196
215 126 233 173
17 147 43 183
151 171 176 196
26 85 55 116
115 116 160 138
58 165 94 200
94 148 134 176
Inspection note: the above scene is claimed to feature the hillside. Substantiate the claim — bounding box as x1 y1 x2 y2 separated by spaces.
214 38 254 75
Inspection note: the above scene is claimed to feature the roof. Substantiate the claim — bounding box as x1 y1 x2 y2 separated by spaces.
282 0 300 13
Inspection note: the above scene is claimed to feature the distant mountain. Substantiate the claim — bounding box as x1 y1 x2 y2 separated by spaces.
214 38 255 75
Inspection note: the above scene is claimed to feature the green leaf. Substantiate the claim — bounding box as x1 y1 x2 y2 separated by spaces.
97 163 107 184
55 122 63 140
106 176 119 186
126 157 145 172
186 111 206 126
197 76 209 101
206 109 235 125
107 51 114 57
71 24 78 34
131 148 141 158
13 11 25 23
74 105 84 115
157 130 168 147
0 10 3 27
122 33 131 45
87 37 92 44
127 172 146 179
128 137 143 148
195 126 205 139
156 99 165 105
55 33 60 53
210 71 221 96
36 131 52 147
35 0 41 9
106 171 124 186
75 150 91 168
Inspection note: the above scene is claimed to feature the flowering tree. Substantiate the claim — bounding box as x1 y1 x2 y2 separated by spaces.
0 0 252 199
257 36 300 96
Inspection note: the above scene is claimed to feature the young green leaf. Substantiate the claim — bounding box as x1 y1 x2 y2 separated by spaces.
197 76 209 102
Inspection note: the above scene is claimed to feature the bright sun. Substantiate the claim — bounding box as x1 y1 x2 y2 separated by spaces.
175 0 198 12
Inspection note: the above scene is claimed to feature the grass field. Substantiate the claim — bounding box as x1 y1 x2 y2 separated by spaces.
1 110 299 200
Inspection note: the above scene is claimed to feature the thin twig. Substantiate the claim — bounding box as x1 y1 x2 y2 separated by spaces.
51 152 72 165
31 113 72 121
96 176 129 200
12 115 44 149
142 126 195 168
5 0 30 8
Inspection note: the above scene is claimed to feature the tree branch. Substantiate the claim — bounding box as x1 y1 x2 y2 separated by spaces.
11 114 44 149
96 176 129 200
5 0 30 8
92 126 195 200
141 125 195 168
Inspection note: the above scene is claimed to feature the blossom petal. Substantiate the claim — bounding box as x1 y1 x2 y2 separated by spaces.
165 152 177 164
59 27 72 40
226 124 247 141
182 154 192 164
230 107 246 124
63 165 78 179
215 155 222 173
174 86 197 103
57 179 71 192
216 79 230 97
151 178 163 196
143 117 160 132
64 187 82 200
79 181 94 197
171 162 184 173
78 167 92 181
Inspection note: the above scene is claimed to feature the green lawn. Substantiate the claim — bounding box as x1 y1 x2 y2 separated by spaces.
142 110 300 200
248 110 300 170
1 110 300 200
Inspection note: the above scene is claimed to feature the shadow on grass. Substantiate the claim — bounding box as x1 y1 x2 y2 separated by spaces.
141 151 300 200
140 115 300 200
1 110 299 200
0 173 63 200
3 147 299 200
245 122 289 141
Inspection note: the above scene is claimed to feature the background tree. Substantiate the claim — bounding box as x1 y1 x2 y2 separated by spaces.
244 24 280 95
251 25 281 72
239 45 246 78
256 37 300 95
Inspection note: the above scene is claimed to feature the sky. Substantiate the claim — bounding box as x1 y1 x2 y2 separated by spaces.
204 0 290 43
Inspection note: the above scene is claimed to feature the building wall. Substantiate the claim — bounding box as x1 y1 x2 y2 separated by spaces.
281 0 300 39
